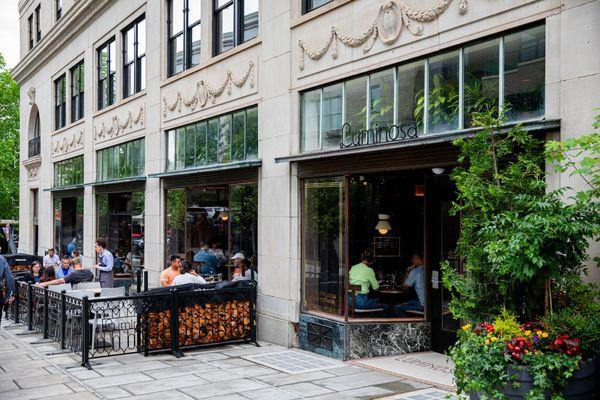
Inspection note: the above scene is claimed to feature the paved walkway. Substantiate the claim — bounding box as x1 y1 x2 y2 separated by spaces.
1 317 455 399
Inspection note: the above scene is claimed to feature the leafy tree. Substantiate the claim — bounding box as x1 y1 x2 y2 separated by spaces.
442 110 600 322
0 53 20 220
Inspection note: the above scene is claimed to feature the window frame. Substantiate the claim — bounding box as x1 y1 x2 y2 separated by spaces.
55 0 62 21
35 4 41 42
213 0 258 56
167 0 201 77
302 0 332 14
97 38 116 110
28 15 33 49
54 74 67 131
122 15 146 98
298 23 546 152
70 61 85 123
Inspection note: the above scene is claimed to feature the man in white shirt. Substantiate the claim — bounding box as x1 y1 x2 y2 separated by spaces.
171 261 207 286
42 248 60 270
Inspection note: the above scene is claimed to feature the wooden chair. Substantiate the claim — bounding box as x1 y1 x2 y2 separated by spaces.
348 284 384 317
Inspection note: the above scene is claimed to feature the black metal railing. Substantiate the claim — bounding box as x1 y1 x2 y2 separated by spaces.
28 136 41 158
7 275 258 370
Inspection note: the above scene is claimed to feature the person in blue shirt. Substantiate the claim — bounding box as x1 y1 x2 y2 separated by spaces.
55 255 74 279
67 238 77 259
193 241 218 275
0 255 15 325
394 252 426 317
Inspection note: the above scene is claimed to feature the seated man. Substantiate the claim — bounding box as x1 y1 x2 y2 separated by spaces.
160 255 181 287
348 249 387 311
394 252 425 317
171 261 206 285
193 243 218 275
55 255 74 279
37 258 93 287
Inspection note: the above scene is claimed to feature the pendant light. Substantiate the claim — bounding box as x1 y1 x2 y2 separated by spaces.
375 214 392 235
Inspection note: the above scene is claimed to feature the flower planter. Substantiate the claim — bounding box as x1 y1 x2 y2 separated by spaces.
469 357 596 400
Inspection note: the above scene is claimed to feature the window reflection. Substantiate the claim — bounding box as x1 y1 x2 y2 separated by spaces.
464 39 500 127
322 84 343 149
302 178 346 316
165 184 258 278
369 69 395 133
427 51 460 134
54 196 84 257
397 60 425 134
504 25 545 121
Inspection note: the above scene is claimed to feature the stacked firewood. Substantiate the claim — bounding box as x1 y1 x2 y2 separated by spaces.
146 300 252 350
10 264 30 272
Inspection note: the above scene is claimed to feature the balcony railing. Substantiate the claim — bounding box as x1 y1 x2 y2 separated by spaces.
28 136 40 158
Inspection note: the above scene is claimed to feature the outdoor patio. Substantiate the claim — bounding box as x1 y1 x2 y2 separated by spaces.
0 317 457 400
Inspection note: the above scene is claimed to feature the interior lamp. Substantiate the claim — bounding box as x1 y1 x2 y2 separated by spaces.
218 210 229 221
415 184 425 197
375 214 392 235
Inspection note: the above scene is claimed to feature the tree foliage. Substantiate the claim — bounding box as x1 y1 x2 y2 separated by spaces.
442 110 600 322
0 53 20 220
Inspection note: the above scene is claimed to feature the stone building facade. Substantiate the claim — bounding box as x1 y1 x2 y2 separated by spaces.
14 0 600 359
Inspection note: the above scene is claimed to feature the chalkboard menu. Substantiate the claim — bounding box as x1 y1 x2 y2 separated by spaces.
373 237 401 257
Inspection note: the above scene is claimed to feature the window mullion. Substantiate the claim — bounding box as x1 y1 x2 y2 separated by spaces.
458 47 464 130
424 58 429 135
499 36 505 117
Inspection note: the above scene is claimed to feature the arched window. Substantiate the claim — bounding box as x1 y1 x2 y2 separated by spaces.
28 107 41 157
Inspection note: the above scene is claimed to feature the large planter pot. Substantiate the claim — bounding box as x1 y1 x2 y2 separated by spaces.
469 357 596 400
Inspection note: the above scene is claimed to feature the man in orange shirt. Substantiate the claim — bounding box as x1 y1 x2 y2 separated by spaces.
160 255 181 287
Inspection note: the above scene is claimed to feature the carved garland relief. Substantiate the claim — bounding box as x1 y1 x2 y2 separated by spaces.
162 61 255 118
52 130 84 156
94 105 145 141
297 0 469 70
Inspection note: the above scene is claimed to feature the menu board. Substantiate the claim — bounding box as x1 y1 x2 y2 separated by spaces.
373 237 401 257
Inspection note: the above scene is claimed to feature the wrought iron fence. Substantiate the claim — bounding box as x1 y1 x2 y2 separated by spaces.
6 278 258 370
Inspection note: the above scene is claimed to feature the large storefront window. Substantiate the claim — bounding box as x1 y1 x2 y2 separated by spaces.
97 192 145 270
299 24 545 150
54 196 83 257
301 172 443 322
166 106 258 172
165 183 258 277
54 156 84 188
302 178 346 316
96 138 145 182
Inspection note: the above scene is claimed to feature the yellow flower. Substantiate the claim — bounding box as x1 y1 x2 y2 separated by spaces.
525 330 532 336
490 337 498 342
462 324 472 331
485 339 490 345
542 332 548 338
536 330 543 336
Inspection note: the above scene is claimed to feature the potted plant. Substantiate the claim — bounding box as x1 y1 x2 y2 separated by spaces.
443 110 600 399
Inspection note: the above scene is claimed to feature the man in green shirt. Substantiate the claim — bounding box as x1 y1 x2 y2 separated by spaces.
349 249 387 310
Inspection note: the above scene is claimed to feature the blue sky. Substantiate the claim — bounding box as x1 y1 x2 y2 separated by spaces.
0 1 20 69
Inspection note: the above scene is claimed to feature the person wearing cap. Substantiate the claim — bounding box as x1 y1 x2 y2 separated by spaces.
193 242 218 275
231 252 246 280
231 253 258 281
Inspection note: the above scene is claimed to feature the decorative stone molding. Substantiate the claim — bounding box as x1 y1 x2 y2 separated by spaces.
52 130 84 156
27 165 40 180
162 61 255 118
297 0 469 70
94 105 145 142
27 87 36 105
23 155 41 181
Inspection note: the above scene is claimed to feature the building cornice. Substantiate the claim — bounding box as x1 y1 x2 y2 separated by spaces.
12 0 112 84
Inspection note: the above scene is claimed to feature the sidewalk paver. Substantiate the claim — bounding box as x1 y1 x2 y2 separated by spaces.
1 316 453 399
